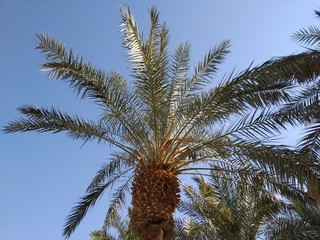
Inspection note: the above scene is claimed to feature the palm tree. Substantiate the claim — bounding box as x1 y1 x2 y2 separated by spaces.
273 10 320 159
176 173 320 240
265 200 320 240
4 6 320 240
89 208 138 240
90 231 112 240
176 173 287 240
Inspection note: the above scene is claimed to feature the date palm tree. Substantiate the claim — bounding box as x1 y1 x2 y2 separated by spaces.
4 6 320 240
90 208 138 240
176 173 287 240
90 231 112 240
274 10 320 158
176 173 320 240
265 200 320 240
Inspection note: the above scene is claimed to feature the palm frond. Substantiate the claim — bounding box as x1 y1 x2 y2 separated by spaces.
63 183 110 239
265 199 320 240
4 105 106 141
35 33 68 61
166 42 191 130
250 50 320 84
92 208 138 240
292 26 320 47
180 138 320 202
231 144 320 198
266 216 320 240
271 84 319 126
90 230 114 240
63 168 133 239
36 34 149 149
169 42 190 84
36 33 127 103
173 66 292 141
297 122 320 156
120 5 146 77
101 177 133 233
181 183 234 228
169 42 190 90
86 153 135 192
225 109 286 140
188 40 231 93
120 6 169 104
120 6 170 144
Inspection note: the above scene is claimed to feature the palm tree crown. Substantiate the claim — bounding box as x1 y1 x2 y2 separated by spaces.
4 6 320 239
176 173 287 240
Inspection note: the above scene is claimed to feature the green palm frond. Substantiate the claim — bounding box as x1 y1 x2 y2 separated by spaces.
179 138 320 203
120 6 146 76
107 209 138 240
63 164 134 238
36 33 126 102
86 153 135 192
90 230 114 240
183 183 235 228
3 105 134 153
166 42 191 128
172 63 294 141
91 208 138 240
298 123 320 155
101 177 133 232
122 5 169 96
188 40 231 93
224 109 286 140
266 217 312 240
292 26 320 47
281 9 320 158
270 80 320 156
250 50 320 84
224 144 320 201
265 200 320 240
175 217 216 240
120 6 169 141
272 84 319 126
36 34 149 150
38 35 154 155
63 183 110 238
169 42 190 88
293 201 320 225
4 105 106 140
35 33 68 61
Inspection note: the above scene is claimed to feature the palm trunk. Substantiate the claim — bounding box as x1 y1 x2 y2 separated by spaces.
131 162 180 240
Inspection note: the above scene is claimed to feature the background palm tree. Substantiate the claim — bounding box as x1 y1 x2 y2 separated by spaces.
176 172 320 240
176 172 287 240
90 208 138 240
90 231 112 240
4 6 320 240
264 200 320 240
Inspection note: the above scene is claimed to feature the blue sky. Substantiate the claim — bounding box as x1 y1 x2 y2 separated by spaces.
1 1 320 239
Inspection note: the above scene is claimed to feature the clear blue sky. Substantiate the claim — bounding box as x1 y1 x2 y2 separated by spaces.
1 1 319 239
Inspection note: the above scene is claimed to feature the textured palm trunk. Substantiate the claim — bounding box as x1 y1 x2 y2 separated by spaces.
131 162 180 240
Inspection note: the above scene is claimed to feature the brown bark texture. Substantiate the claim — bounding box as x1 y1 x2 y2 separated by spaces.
131 162 180 240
